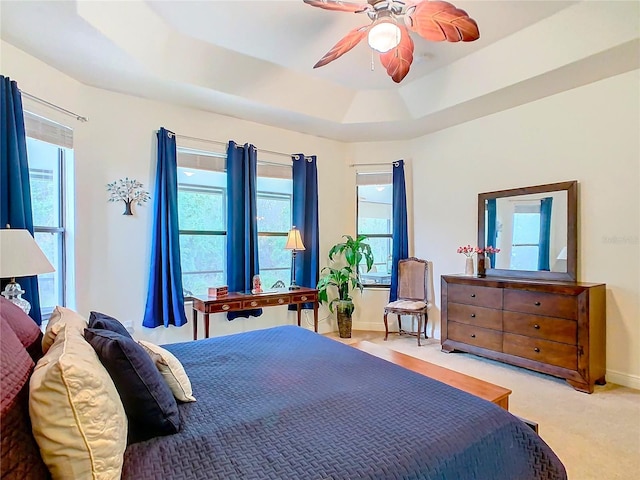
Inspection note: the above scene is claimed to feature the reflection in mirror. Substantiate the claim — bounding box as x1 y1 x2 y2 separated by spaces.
485 191 568 273
478 181 577 281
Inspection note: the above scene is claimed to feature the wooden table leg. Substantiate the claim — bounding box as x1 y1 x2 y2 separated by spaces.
313 301 318 333
193 308 198 341
297 304 302 327
204 313 210 339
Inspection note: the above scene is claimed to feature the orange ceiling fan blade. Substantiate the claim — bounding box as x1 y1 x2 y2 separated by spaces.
379 25 414 83
303 0 373 14
405 0 479 42
314 25 370 68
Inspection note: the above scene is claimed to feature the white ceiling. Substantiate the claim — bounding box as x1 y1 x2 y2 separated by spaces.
1 0 638 142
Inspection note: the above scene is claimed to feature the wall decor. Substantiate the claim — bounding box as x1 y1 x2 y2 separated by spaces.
106 177 150 216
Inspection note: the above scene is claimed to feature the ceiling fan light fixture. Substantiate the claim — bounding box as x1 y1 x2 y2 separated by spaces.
367 19 401 53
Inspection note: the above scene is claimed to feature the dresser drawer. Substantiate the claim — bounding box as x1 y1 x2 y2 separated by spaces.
503 311 577 344
448 321 502 351
504 290 577 320
448 303 502 330
448 284 503 309
503 333 576 370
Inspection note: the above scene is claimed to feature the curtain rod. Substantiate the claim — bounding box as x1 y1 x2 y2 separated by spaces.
175 133 293 160
20 91 88 122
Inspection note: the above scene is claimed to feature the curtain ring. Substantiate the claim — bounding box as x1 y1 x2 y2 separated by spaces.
306 156 313 162
166 131 175 138
292 154 303 161
393 161 400 167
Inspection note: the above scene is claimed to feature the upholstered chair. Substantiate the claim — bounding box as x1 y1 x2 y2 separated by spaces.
384 258 431 346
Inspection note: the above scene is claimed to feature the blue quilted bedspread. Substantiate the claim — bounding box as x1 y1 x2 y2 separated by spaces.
122 326 566 479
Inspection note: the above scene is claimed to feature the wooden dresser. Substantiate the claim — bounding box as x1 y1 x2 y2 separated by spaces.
441 275 606 393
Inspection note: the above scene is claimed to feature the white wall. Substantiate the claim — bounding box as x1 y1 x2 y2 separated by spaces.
408 70 640 388
1 41 351 343
347 71 640 389
3 42 639 389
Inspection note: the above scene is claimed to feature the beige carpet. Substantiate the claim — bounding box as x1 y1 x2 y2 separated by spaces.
326 330 640 480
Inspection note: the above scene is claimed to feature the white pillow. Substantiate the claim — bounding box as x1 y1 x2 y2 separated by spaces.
138 340 196 403
30 324 127 480
41 305 88 354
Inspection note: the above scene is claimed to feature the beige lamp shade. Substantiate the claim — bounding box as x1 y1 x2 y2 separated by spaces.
284 227 305 251
0 229 55 278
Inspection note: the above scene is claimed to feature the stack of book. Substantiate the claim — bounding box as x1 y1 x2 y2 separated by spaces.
207 285 228 298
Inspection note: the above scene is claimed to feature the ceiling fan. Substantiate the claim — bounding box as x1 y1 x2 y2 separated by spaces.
303 0 480 83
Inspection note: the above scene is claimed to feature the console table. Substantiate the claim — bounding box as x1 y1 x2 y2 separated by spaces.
191 287 319 340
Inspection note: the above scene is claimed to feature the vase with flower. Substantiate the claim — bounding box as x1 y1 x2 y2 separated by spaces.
483 246 501 269
457 244 482 276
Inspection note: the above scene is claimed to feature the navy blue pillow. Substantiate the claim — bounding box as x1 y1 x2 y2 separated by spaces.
89 311 132 339
83 328 180 443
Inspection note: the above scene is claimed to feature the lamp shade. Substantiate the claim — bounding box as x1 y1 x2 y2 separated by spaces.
0 229 55 278
284 227 305 251
367 19 401 53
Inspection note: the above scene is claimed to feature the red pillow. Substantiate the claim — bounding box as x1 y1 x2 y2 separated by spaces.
0 318 33 415
0 298 43 362
0 317 49 479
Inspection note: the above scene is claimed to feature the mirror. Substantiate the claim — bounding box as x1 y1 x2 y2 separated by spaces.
478 181 577 281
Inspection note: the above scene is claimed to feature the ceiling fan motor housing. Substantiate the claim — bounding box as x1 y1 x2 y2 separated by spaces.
366 0 406 21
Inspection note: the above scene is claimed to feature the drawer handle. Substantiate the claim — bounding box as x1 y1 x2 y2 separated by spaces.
301 296 308 301
534 347 540 353
251 301 258 307
470 313 476 318
534 301 541 306
534 324 540 329
222 304 230 311
470 294 476 298
470 334 476 338
278 299 284 304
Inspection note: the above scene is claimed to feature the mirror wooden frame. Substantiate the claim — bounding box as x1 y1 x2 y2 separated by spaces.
477 180 578 281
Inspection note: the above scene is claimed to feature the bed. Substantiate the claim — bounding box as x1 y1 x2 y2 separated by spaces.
1 301 567 480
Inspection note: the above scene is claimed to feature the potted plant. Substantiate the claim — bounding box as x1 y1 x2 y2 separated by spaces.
316 235 374 338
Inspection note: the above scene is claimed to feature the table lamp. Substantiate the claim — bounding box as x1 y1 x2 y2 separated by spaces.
0 228 55 314
284 226 305 290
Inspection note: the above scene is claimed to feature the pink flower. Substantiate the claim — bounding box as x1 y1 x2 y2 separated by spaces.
457 245 480 257
457 245 501 257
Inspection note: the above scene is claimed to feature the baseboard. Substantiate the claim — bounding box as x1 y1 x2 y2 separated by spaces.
606 369 640 390
352 320 386 332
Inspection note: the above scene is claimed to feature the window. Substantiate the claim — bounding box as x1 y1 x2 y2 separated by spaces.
356 172 393 287
510 203 541 270
177 149 292 296
25 112 73 317
177 150 227 297
256 164 292 289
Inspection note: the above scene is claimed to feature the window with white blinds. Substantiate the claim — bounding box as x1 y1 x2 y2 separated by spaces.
24 112 73 149
25 111 72 317
356 171 393 287
176 148 293 296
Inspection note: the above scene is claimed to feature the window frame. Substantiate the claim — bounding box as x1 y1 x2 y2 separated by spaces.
355 174 393 289
176 160 228 299
28 138 68 317
176 148 293 296
509 203 542 270
256 189 293 288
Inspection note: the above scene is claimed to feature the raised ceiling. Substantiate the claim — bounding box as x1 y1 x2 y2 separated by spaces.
1 1 638 142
